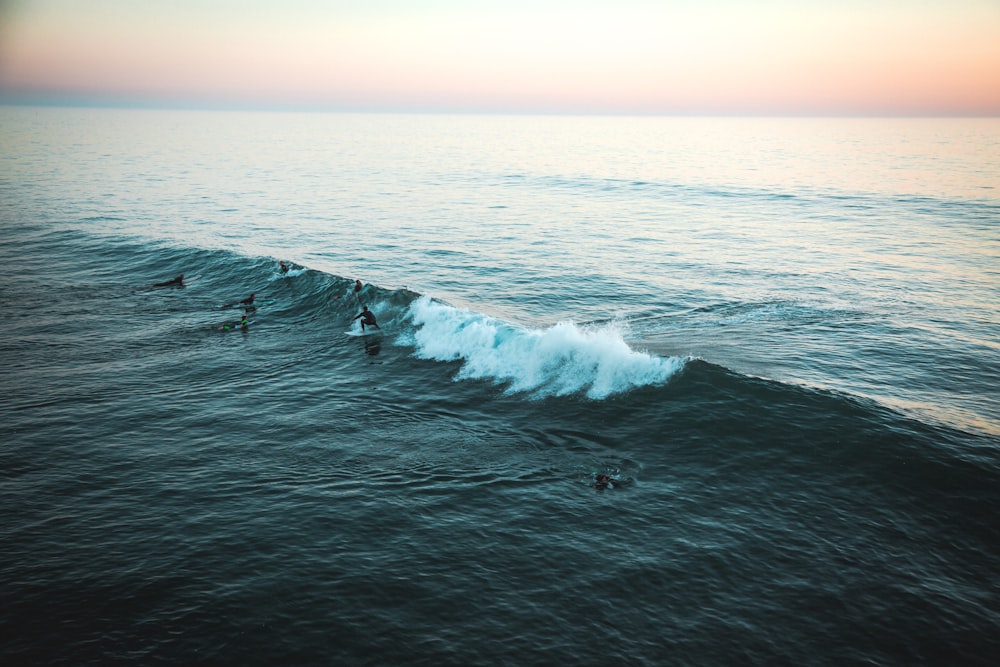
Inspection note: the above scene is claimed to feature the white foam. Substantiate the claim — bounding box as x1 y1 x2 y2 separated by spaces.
405 296 684 399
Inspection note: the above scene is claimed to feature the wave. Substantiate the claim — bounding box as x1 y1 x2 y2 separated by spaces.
94 233 688 400
499 172 1000 213
18 228 996 454
264 273 685 399
10 227 999 496
186 245 689 398
49 229 683 400
400 296 685 399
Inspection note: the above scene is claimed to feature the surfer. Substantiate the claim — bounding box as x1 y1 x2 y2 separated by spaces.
220 312 249 331
153 273 184 287
279 261 289 274
224 293 256 310
353 279 363 302
593 472 624 490
353 305 380 332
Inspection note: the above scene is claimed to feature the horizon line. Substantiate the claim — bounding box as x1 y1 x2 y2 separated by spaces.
2 96 997 119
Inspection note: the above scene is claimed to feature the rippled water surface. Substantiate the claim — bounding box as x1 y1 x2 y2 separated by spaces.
1 108 998 666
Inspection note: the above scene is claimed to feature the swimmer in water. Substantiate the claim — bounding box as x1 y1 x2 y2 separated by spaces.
593 472 626 490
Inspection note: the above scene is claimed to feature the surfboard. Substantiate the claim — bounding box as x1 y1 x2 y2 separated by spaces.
345 329 379 337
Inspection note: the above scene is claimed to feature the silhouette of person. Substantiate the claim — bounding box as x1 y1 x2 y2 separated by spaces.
224 293 256 310
154 273 184 287
220 312 249 331
353 305 380 332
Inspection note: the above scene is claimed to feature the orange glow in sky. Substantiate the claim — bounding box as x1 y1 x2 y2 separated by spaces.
1 0 998 114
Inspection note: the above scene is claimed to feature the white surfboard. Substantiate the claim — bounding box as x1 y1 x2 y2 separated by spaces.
345 329 379 337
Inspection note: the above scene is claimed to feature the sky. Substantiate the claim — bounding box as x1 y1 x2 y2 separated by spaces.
0 0 998 115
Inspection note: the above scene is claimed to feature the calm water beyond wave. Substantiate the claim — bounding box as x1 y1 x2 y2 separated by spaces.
1 107 999 666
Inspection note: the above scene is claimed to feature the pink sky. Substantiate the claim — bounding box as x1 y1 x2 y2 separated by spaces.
1 0 998 114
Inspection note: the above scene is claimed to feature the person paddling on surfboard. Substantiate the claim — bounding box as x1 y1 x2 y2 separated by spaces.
223 293 256 310
353 305 380 332
154 273 184 287
353 279 363 303
219 312 249 331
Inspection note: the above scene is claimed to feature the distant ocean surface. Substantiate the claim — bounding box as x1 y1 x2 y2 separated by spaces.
1 107 998 666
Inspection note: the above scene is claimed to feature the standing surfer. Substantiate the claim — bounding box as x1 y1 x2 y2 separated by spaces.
353 305 380 332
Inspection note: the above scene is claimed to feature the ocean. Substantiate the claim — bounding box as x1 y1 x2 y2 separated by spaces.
1 107 998 666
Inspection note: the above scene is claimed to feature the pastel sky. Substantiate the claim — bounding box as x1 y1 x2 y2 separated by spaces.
1 0 998 114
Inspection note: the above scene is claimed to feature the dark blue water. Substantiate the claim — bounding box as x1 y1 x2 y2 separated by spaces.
1 108 999 665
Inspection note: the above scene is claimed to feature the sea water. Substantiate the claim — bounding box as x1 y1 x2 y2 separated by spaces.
1 107 998 666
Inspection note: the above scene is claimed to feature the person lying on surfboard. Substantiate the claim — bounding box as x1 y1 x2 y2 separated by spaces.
353 305 380 332
153 273 184 287
219 312 249 331
223 293 256 310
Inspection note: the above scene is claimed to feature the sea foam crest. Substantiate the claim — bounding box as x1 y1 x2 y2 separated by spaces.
406 296 683 399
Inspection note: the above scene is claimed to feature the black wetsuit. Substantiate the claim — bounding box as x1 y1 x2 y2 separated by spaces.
354 309 380 330
154 275 184 287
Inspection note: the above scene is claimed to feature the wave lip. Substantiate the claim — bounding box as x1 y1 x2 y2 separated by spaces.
406 296 684 399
